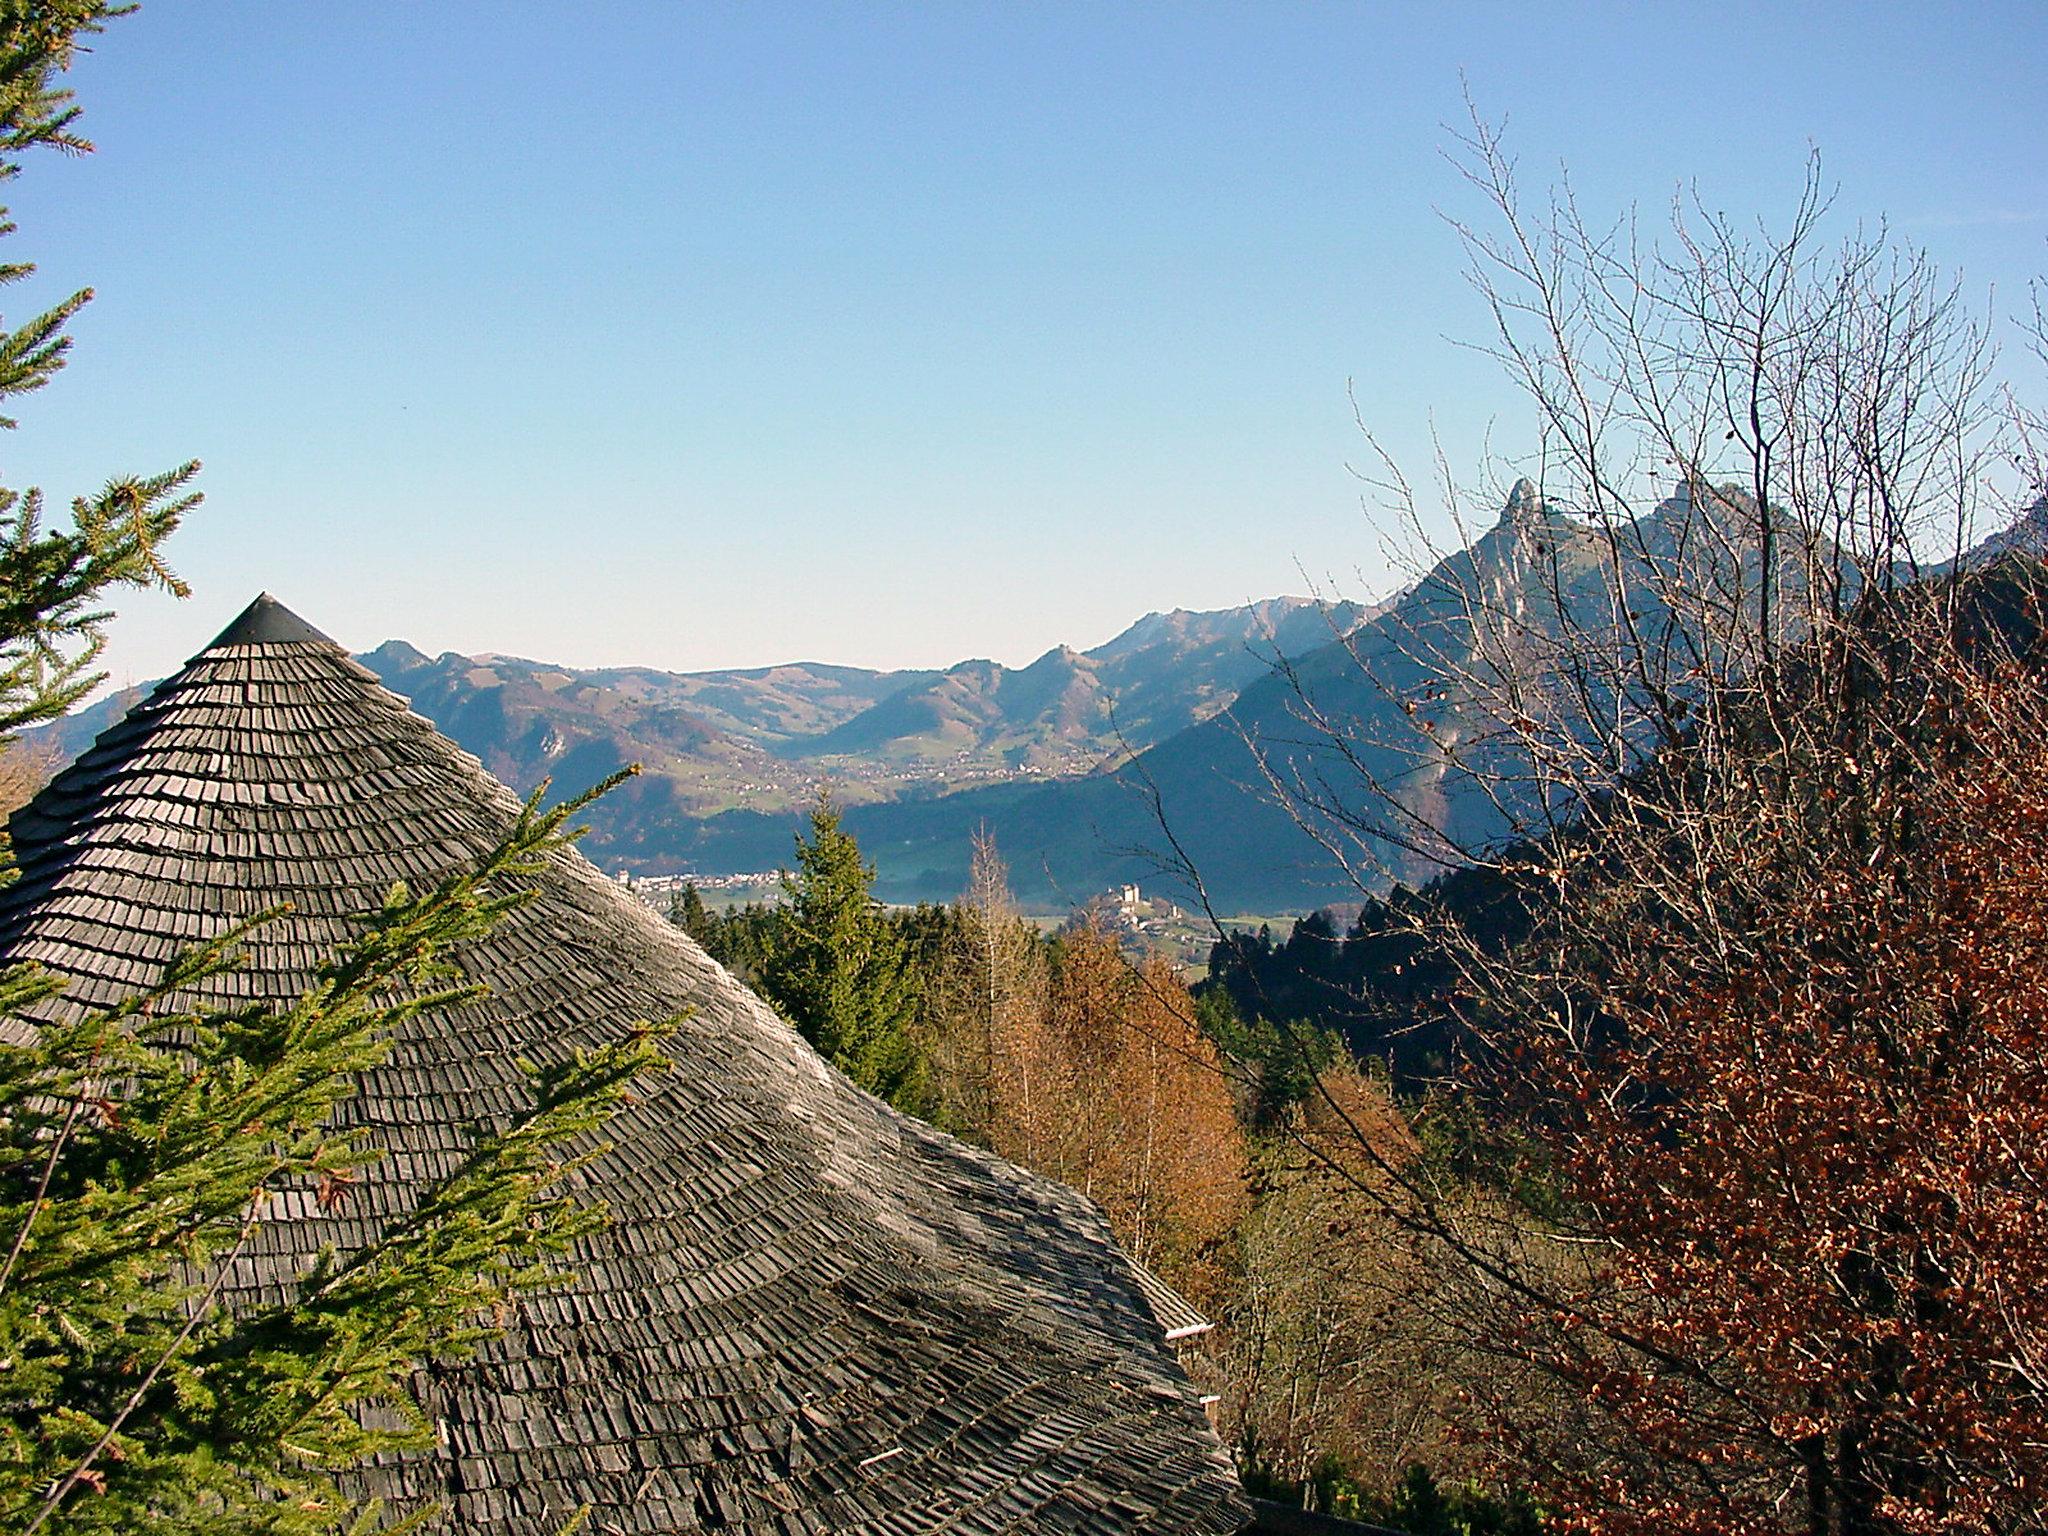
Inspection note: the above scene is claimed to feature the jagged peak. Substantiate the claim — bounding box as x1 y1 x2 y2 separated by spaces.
1495 478 1555 533
944 656 1004 678
364 638 432 671
1962 487 2048 567
1027 642 1082 667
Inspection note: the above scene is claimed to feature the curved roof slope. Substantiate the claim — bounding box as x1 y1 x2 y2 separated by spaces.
0 595 1251 1535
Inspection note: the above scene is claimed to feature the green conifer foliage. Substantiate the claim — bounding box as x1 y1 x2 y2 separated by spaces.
759 796 928 1112
671 879 713 946
0 783 673 1535
0 4 198 742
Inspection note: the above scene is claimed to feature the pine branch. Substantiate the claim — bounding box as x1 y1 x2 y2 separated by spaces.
23 1196 264 1536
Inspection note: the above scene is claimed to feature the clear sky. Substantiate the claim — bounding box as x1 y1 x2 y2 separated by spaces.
6 1 2045 687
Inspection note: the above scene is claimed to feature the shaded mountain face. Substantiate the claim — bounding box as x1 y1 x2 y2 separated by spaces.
1084 597 1375 746
15 686 140 769
1957 490 2048 569
553 495 1572 909
667 480 1810 913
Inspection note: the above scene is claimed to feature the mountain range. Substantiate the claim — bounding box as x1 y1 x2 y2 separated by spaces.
32 486 2042 915
653 479 1665 911
622 478 2026 912
27 595 1376 908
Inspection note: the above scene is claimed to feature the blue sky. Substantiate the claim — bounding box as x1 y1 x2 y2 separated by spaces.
7 1 2046 686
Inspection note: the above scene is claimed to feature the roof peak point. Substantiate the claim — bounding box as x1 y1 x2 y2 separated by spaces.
202 592 339 653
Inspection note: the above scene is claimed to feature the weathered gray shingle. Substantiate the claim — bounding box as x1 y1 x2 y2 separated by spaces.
0 594 1251 1535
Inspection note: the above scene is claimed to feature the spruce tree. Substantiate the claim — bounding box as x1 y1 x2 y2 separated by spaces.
0 4 198 745
759 795 928 1112
677 878 707 935
669 878 717 950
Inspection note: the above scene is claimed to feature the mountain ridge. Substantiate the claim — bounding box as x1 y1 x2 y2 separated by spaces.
35 488 2038 915
20 595 1371 845
653 475 1950 911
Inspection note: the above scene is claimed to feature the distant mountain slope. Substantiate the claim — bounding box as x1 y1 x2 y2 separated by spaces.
600 658 940 749
13 685 146 769
1083 597 1371 743
663 480 1798 912
356 643 784 815
806 647 1108 768
363 643 934 753
16 595 1378 885
1955 490 2048 570
802 597 1373 771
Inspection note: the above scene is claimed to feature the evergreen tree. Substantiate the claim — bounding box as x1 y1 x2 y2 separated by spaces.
0 4 197 747
1192 987 1337 1129
677 878 710 938
701 897 781 983
0 12 669 1529
759 795 927 1112
668 878 716 949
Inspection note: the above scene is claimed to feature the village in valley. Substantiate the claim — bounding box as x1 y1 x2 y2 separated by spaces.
621 868 1227 972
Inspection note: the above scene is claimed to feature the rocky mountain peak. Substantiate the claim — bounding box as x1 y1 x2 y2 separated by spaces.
1966 489 2048 566
364 638 432 672
1497 478 1554 534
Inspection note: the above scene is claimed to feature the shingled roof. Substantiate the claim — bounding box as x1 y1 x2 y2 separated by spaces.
0 594 1253 1535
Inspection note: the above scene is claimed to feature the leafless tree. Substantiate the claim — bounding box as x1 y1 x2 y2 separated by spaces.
920 825 1048 1138
1245 115 2015 895
1202 113 2048 1534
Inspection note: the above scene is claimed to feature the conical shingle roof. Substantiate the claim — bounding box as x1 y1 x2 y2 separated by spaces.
0 596 1251 1535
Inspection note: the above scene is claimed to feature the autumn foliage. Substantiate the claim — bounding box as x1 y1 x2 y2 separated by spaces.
986 920 1248 1301
1455 658 2048 1535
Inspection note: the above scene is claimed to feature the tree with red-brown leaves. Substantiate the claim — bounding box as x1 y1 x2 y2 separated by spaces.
1441 660 2048 1536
